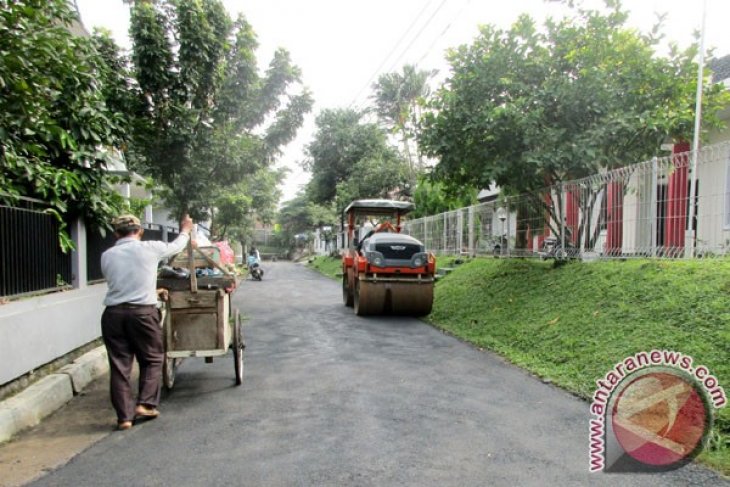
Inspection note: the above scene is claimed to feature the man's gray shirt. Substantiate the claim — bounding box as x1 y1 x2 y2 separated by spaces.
102 233 190 306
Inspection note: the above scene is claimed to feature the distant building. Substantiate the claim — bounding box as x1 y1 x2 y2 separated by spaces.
476 183 499 204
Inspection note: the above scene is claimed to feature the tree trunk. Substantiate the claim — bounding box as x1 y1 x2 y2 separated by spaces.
401 128 414 178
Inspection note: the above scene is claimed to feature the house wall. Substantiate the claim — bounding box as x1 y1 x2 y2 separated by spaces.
622 171 642 253
313 229 328 256
696 143 730 252
635 167 654 254
708 106 730 144
151 207 178 229
0 284 106 385
696 100 730 251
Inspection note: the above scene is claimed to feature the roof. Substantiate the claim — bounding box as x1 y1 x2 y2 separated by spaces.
343 199 414 216
709 54 730 83
476 183 500 203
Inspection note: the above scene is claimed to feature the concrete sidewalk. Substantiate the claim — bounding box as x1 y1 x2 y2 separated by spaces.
0 346 109 444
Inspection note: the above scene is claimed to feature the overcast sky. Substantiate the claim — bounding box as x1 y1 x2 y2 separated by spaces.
76 0 730 203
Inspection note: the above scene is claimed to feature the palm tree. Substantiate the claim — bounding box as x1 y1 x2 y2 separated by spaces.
371 65 433 177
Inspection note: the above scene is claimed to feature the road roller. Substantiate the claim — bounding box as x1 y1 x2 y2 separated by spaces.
341 199 436 316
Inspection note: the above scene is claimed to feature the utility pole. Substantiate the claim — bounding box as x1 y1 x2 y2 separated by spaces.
687 0 707 258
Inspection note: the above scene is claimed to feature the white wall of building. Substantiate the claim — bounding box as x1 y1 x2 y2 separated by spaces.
0 284 106 385
696 144 730 252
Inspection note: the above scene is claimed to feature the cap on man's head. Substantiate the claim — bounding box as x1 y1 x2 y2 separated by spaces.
112 214 141 232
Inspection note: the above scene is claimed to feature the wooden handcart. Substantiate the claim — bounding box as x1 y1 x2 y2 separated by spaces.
157 242 244 389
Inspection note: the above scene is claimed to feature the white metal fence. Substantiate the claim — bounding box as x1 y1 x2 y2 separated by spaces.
398 141 730 259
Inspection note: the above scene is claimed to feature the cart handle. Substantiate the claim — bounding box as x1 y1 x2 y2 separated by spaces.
187 225 233 294
188 229 198 293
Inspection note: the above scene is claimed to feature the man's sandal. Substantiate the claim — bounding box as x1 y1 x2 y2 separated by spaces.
134 405 160 420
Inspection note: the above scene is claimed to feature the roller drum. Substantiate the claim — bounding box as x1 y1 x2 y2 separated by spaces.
354 280 386 316
388 282 433 316
355 279 433 316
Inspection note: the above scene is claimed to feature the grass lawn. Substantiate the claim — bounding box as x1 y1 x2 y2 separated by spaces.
429 257 729 474
307 255 341 280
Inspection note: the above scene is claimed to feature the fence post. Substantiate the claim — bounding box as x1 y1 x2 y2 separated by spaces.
162 225 169 243
560 183 566 257
457 210 464 254
506 199 511 257
650 157 658 257
424 217 429 252
468 206 475 257
70 217 88 289
443 213 447 254
686 149 698 259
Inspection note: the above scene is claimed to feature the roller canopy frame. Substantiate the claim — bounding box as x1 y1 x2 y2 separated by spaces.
342 199 414 241
343 199 414 217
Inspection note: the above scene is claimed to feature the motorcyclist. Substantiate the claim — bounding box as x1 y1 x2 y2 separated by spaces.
247 247 260 265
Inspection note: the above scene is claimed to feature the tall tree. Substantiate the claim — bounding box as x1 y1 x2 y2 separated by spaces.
420 1 729 238
371 64 433 175
127 0 312 220
0 0 127 246
411 177 477 219
211 166 284 240
334 155 409 211
302 108 405 207
91 28 140 162
276 193 337 252
278 194 337 235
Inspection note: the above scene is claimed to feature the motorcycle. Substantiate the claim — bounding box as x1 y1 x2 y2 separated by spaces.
247 255 264 281
490 235 509 258
538 236 579 260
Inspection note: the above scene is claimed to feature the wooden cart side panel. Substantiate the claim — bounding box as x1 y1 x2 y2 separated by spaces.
224 293 231 347
163 289 233 354
217 290 226 349
170 312 219 350
169 291 217 309
218 291 233 350
164 306 174 353
223 294 231 347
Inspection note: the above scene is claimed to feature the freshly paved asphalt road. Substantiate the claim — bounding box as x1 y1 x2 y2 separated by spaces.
31 262 726 486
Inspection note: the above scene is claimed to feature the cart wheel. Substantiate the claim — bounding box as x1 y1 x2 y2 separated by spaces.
163 356 176 390
162 307 176 390
233 309 244 386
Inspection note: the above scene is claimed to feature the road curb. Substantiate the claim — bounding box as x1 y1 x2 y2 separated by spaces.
0 346 108 444
59 347 109 393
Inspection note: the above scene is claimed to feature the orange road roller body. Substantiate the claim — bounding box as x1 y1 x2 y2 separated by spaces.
341 199 436 316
